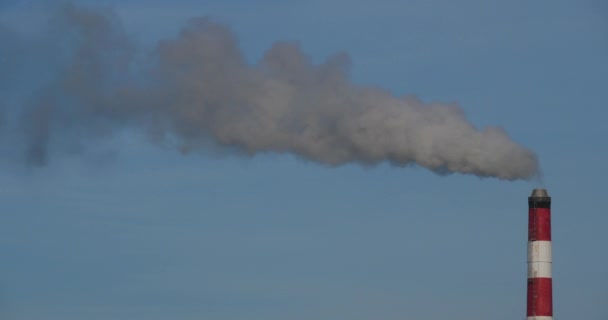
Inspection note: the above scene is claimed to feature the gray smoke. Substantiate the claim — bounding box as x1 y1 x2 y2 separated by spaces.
1 3 539 179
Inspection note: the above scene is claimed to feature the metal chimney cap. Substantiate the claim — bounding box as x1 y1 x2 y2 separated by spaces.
530 188 549 198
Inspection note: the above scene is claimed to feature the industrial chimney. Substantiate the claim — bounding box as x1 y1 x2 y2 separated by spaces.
527 188 553 320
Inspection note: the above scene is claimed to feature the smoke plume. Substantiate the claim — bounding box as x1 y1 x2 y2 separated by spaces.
0 3 539 179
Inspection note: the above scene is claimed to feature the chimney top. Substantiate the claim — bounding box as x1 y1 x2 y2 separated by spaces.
530 188 549 198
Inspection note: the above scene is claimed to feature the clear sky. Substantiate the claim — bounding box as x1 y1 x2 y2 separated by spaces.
0 0 607 319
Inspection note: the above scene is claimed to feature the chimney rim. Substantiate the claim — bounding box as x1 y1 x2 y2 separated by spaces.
530 188 549 198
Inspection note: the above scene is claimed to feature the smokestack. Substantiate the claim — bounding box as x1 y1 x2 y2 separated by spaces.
527 188 553 319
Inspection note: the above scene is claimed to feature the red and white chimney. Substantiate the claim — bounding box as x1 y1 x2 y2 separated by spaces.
527 188 553 320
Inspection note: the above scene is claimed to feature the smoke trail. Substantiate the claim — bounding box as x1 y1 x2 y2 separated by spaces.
2 3 539 179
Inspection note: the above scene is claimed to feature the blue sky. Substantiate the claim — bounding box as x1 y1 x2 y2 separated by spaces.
0 0 607 319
